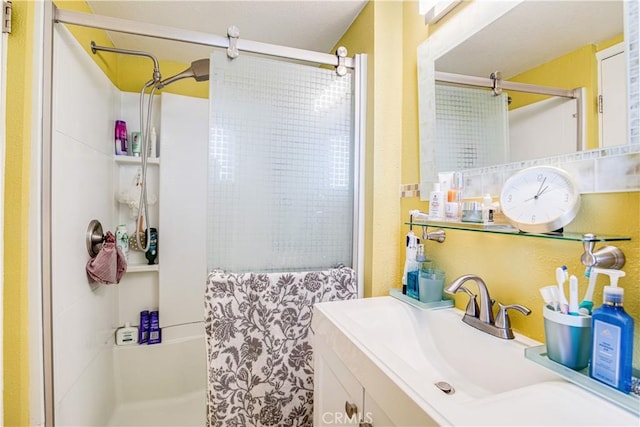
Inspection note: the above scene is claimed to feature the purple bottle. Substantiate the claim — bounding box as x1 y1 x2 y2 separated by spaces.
148 311 161 344
138 310 150 344
115 120 128 155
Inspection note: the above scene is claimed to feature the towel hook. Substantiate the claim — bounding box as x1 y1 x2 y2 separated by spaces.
86 219 105 257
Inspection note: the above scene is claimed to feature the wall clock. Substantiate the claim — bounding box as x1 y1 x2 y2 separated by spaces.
499 166 581 233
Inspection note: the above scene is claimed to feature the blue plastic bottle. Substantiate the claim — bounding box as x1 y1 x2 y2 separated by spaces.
148 310 162 345
589 286 634 393
407 270 420 300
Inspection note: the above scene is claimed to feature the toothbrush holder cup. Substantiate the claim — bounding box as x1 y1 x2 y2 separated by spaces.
543 305 592 370
418 268 445 303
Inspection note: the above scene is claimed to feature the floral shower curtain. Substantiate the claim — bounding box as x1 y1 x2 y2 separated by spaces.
204 266 357 426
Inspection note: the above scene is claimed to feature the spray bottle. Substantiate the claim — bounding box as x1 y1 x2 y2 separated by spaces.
589 269 634 393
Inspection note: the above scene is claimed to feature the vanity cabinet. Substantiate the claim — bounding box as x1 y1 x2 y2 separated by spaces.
314 339 395 427
313 326 433 427
314 342 362 426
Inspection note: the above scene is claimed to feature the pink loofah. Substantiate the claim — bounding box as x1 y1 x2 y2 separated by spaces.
86 231 127 284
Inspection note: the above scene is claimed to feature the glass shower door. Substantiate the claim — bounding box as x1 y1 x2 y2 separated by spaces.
207 51 356 273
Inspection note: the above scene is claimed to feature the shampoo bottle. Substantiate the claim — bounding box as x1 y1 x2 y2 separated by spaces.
148 310 162 345
131 131 142 157
139 310 150 344
115 224 129 259
590 270 634 393
115 120 128 155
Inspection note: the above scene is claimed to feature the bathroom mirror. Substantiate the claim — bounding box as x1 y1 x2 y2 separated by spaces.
417 0 636 196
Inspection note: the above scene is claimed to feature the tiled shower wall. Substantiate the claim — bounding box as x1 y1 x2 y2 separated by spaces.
51 25 119 425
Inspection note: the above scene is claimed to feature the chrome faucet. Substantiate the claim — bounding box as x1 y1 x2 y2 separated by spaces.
445 274 531 339
446 275 494 324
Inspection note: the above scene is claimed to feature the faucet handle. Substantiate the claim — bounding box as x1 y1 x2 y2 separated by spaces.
495 303 531 338
458 286 480 318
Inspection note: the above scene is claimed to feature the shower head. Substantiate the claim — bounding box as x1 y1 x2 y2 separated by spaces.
156 59 210 89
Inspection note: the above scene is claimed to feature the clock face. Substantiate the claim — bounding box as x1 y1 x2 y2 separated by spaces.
499 166 581 233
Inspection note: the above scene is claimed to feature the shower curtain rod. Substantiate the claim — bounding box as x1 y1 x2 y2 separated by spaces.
435 71 578 99
54 8 354 69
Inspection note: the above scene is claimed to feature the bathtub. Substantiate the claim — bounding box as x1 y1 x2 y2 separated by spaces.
108 322 207 426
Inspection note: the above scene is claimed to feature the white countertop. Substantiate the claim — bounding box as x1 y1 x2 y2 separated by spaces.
313 296 640 426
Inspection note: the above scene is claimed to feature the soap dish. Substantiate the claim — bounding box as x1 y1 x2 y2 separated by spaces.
389 288 454 310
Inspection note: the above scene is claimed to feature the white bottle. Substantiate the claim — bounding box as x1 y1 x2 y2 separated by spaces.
115 322 139 345
115 224 129 258
482 193 494 224
402 230 418 285
428 183 445 220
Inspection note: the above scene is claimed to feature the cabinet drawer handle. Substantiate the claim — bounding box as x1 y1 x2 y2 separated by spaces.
345 401 358 418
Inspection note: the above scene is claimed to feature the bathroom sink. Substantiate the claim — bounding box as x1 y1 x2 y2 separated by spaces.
313 296 640 426
321 297 558 402
339 298 557 399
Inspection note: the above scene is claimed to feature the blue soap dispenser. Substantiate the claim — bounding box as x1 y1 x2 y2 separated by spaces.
589 270 634 393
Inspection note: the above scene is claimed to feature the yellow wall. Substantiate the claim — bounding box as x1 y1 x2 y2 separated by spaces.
334 0 404 297
55 0 208 99
4 1 35 424
117 56 208 99
54 0 118 83
398 2 639 368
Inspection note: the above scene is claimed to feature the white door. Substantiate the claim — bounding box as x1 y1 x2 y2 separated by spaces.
598 43 627 148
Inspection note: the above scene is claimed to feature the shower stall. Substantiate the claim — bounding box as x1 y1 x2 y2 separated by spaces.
42 4 366 426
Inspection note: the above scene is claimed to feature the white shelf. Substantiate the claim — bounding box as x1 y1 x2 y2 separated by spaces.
126 264 159 273
114 156 160 165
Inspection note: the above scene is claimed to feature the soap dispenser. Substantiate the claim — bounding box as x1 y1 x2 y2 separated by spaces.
589 269 634 393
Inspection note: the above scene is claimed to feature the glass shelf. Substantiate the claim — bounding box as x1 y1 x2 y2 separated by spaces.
525 345 639 415
115 156 160 165
405 221 631 242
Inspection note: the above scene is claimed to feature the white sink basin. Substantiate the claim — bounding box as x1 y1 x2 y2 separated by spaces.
313 296 640 426
340 299 557 399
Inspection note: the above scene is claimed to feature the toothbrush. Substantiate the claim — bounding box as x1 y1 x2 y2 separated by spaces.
569 275 579 315
579 267 598 315
556 267 569 314
540 285 560 311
